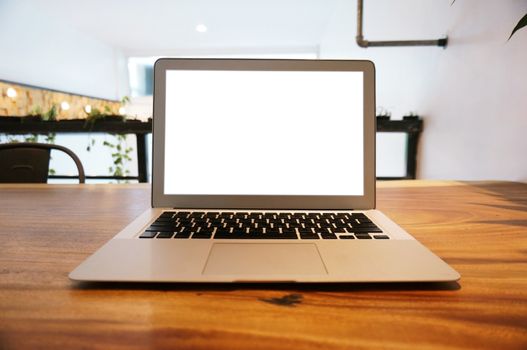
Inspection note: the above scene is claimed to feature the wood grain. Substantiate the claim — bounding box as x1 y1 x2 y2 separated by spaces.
0 181 526 349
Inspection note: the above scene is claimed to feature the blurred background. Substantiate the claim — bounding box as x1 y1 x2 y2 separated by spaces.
0 0 526 183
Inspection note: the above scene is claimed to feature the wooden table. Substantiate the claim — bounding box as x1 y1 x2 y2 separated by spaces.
1 181 526 349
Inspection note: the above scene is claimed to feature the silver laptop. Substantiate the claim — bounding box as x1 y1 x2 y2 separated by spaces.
70 59 460 283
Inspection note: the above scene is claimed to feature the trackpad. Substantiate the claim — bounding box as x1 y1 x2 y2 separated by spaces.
203 243 327 275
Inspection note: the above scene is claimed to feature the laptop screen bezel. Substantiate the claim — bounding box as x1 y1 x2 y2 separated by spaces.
152 58 375 209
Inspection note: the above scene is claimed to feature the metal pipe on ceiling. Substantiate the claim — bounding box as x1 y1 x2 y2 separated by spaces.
356 0 448 48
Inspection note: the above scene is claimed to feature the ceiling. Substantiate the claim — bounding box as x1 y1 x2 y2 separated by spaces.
33 0 339 56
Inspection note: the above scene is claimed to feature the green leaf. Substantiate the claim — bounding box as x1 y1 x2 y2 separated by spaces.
509 13 527 40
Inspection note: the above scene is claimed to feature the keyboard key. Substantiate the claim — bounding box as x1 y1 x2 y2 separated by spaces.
215 231 243 239
281 228 296 234
192 232 212 239
352 213 369 219
373 235 390 239
355 224 380 230
355 234 372 239
278 231 298 239
140 231 157 238
174 231 192 239
320 233 337 239
266 233 297 239
157 232 174 239
146 225 174 232
350 227 383 233
232 229 249 235
300 232 319 239
265 228 280 234
157 218 174 222
339 235 355 239
248 227 264 234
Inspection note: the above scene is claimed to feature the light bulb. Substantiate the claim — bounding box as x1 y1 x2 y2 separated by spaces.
6 87 17 98
84 105 92 113
61 101 70 111
196 24 207 33
119 107 126 115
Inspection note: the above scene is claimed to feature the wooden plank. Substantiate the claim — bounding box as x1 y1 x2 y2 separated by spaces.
0 181 526 349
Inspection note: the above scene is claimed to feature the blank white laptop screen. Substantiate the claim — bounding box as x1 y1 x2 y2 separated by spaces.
164 69 364 196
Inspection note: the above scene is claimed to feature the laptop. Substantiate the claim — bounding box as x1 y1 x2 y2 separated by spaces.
69 58 460 283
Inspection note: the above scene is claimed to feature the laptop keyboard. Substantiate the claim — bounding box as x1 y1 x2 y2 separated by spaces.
139 211 389 240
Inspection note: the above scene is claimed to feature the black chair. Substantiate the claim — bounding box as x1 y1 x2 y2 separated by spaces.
0 142 85 183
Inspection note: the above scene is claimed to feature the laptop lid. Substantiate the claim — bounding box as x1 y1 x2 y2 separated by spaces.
152 59 375 209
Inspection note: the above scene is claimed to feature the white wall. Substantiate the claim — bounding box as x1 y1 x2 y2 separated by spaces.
0 0 128 100
320 0 527 181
